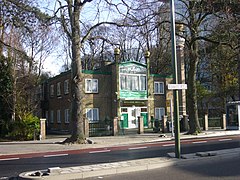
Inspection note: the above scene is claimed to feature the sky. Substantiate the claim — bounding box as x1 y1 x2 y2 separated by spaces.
40 0 163 76
40 0 129 76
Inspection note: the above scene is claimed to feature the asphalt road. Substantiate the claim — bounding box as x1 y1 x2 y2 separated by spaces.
0 136 240 179
86 152 240 180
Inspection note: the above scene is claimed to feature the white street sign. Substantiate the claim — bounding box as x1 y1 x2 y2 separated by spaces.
168 84 187 90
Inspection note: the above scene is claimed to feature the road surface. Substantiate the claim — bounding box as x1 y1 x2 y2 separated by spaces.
86 152 240 180
0 135 240 179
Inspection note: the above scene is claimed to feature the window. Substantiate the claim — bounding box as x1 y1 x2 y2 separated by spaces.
85 79 98 93
140 76 147 91
121 108 127 112
57 82 61 96
86 108 99 122
154 82 164 94
120 74 147 91
64 109 70 123
120 75 126 90
64 80 69 94
50 110 54 123
155 107 165 120
141 108 147 112
50 85 54 97
57 110 61 123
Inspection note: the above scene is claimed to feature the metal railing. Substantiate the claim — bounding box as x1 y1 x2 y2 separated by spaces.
199 117 221 129
89 121 113 137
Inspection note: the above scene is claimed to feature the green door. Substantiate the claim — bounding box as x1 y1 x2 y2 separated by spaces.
141 113 148 127
122 114 128 128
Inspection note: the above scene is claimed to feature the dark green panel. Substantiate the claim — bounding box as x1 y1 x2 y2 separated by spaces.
141 113 148 127
122 114 128 128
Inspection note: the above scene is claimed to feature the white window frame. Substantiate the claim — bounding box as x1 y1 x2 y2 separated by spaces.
155 107 165 120
50 84 54 97
154 82 164 94
85 79 98 93
64 80 69 94
57 110 61 123
64 109 70 123
140 75 147 91
50 110 54 123
86 108 99 122
57 82 61 96
120 74 147 91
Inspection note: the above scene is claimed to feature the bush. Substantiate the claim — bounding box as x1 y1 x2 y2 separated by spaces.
7 114 40 140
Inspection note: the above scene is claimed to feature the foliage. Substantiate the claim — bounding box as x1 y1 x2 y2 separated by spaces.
2 0 50 31
0 0 56 137
0 55 13 137
196 81 212 101
7 114 40 140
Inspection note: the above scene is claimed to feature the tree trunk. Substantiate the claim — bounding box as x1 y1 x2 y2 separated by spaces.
187 45 201 134
186 1 201 134
66 0 85 143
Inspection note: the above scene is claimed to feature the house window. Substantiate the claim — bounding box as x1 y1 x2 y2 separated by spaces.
57 82 61 96
64 109 70 123
50 110 54 123
50 85 54 97
86 108 99 122
141 108 147 112
155 107 165 120
57 110 61 123
140 76 147 91
64 80 69 94
120 74 147 91
154 82 164 94
85 79 98 93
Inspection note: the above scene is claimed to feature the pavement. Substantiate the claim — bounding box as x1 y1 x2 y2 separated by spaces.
0 129 240 179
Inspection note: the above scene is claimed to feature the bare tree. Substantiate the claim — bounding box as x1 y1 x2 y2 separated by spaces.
54 0 165 143
0 0 54 124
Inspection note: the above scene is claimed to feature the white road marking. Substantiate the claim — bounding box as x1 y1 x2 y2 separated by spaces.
44 154 68 158
89 150 111 154
0 177 9 180
192 141 207 144
162 144 175 147
0 158 20 161
128 146 148 150
219 139 232 142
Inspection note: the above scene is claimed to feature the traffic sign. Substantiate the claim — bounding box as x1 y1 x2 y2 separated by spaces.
168 84 187 90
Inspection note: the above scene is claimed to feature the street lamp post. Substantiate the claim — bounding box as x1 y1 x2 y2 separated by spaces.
170 0 181 158
238 35 240 101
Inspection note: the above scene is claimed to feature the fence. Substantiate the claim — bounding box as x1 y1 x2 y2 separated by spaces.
199 117 222 129
89 121 113 137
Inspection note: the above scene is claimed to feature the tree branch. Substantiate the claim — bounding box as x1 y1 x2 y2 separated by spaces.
192 36 239 50
0 39 29 58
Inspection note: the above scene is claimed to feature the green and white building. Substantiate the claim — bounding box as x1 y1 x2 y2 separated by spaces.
41 60 173 132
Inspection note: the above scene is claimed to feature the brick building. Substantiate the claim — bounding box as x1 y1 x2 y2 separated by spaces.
40 61 173 133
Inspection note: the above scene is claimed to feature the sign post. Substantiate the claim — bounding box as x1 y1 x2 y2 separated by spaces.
170 0 181 159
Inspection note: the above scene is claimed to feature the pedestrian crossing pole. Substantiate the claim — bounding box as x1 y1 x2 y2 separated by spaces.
170 0 181 158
